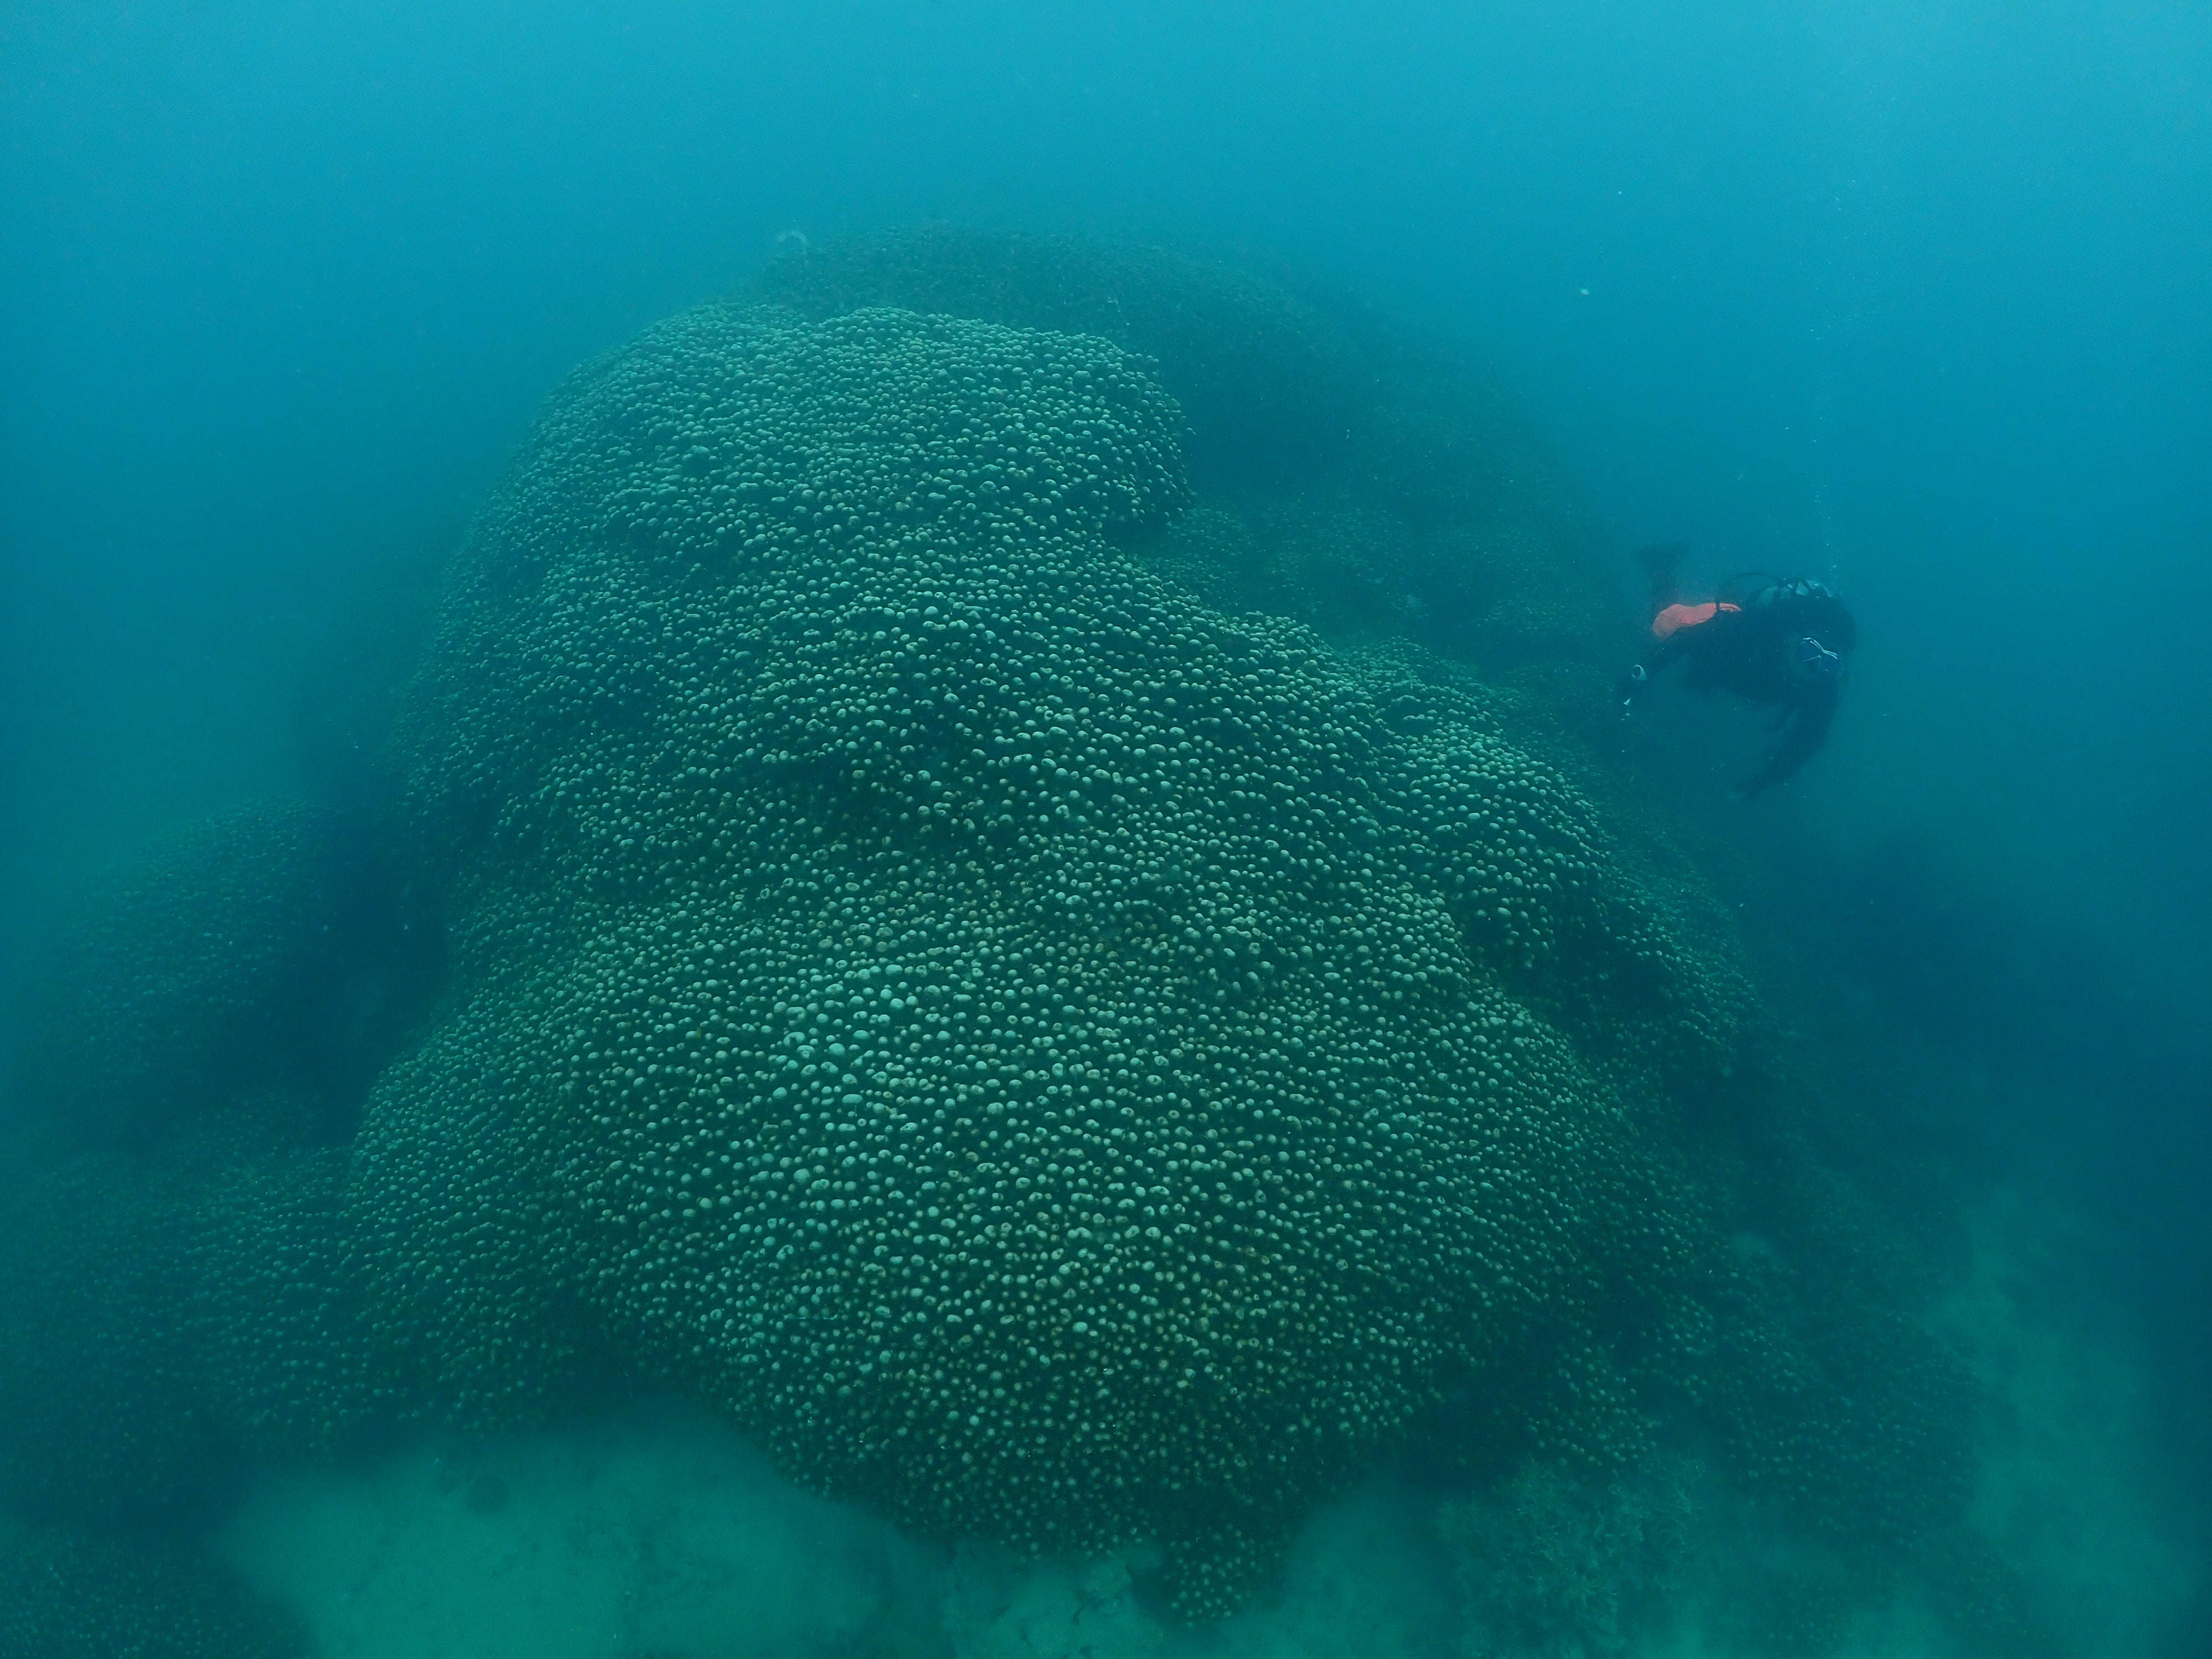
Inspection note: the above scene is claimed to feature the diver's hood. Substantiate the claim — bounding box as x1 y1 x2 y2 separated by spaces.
1753 576 1838 607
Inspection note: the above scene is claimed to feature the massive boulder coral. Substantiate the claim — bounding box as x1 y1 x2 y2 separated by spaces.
0 1517 307 1659
14 796 437 1158
755 225 1620 680
17 803 347 1150
0 243 2000 1646
366 300 1742 1605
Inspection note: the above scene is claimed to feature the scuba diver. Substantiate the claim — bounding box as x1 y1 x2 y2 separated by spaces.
1616 542 1856 797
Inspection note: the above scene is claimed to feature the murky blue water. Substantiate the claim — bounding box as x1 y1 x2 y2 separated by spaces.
3 5 2205 1656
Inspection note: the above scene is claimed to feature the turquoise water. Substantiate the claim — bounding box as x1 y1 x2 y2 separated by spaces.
2 7 2206 1656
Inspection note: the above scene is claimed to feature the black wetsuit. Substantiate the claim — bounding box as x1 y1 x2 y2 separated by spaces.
1620 579 1856 796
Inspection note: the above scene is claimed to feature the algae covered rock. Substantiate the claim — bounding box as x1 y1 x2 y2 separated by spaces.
359 299 1740 1606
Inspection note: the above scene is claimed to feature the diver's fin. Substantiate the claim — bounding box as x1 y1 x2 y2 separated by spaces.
1635 542 1691 612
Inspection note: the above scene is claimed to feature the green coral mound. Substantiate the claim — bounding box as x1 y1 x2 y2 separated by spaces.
17 802 348 1149
0 802 418 1526
0 1142 218 1527
14 796 434 1157
0 1129 372 1530
0 238 2000 1640
367 300 1736 1606
0 1517 306 1659
755 224 1616 679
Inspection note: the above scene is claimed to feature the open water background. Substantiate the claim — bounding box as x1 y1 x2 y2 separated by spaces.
3 3 2208 1653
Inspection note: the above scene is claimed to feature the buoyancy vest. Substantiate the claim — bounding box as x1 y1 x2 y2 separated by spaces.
1651 600 1740 639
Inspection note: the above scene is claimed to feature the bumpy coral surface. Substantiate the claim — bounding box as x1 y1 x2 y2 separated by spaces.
0 1518 306 1659
755 224 1620 680
363 301 1736 1604
17 803 343 1149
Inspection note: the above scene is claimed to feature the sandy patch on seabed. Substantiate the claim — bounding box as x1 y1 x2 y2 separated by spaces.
217 1406 1451 1659
218 1193 2197 1659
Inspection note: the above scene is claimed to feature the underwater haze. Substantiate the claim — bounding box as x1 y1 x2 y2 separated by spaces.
2 3 2207 1657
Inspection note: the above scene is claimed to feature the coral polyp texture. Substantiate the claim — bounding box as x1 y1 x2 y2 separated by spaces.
16 802 344 1149
753 223 1620 682
0 1517 306 1659
359 301 1734 1605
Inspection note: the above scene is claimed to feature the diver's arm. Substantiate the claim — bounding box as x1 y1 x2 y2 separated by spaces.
1617 628 1693 714
1739 687 1837 796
